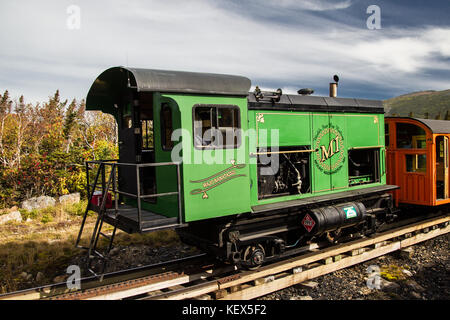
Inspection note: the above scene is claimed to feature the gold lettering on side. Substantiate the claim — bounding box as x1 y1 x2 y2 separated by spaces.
202 170 236 188
320 136 340 163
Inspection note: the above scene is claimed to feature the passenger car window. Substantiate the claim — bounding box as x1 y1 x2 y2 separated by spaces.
193 105 240 148
396 123 426 149
406 154 426 173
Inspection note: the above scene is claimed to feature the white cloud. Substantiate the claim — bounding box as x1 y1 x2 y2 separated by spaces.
348 27 450 73
0 0 449 103
276 0 353 11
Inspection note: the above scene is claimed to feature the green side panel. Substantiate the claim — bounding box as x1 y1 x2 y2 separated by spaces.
248 110 314 205
312 113 332 193
329 114 348 191
254 111 312 147
248 110 387 208
248 110 259 206
164 94 251 222
346 114 382 147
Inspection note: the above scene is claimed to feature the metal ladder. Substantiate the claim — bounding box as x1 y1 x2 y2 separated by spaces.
75 162 118 280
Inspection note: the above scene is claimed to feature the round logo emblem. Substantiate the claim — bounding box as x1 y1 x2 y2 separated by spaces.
313 125 345 174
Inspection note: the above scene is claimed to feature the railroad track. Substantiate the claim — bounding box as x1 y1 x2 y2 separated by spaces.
0 253 213 300
1 214 449 300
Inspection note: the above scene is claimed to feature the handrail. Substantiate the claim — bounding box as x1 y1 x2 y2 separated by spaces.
85 160 183 231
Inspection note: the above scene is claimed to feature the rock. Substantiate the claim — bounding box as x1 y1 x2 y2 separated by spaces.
397 247 414 259
405 280 425 293
291 295 313 300
359 287 372 295
20 272 28 280
409 291 422 299
21 196 56 211
109 247 120 256
6 206 18 213
299 281 319 289
53 275 67 283
35 272 44 282
59 193 80 206
380 278 400 292
402 269 413 277
0 211 22 224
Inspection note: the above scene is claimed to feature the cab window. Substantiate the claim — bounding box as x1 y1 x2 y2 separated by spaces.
193 105 240 149
141 119 153 150
160 104 173 150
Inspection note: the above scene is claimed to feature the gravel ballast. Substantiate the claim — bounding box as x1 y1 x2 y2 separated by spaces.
259 233 449 300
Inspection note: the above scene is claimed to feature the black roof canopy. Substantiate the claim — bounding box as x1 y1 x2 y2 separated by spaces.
86 66 251 112
248 94 384 114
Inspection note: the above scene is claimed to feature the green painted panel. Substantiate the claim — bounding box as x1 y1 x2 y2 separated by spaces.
165 94 251 222
254 111 312 147
329 114 348 191
312 113 331 193
346 114 382 147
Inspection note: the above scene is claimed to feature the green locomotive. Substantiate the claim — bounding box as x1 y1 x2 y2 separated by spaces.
79 67 397 270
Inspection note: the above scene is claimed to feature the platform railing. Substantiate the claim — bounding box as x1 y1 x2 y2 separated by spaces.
85 159 183 231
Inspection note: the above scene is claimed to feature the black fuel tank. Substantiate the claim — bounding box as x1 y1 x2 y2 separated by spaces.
301 202 366 235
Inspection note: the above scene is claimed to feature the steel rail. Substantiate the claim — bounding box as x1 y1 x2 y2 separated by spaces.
0 253 208 300
144 214 450 300
2 214 449 300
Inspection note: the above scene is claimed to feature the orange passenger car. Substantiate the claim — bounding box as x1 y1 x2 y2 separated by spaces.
385 117 450 206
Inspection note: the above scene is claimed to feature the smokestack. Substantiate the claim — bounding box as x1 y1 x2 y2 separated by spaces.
329 83 337 97
329 75 339 97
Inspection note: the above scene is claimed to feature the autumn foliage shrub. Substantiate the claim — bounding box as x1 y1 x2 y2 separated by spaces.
0 90 118 208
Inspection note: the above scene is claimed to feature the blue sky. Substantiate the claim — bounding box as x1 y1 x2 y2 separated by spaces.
0 0 449 104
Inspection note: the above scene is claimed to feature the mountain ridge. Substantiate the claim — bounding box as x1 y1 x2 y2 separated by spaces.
383 89 450 119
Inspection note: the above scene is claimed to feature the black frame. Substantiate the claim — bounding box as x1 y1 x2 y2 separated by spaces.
160 103 174 151
192 104 241 150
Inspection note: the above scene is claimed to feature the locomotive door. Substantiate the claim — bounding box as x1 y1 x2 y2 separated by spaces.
436 136 449 199
118 93 154 198
185 100 251 222
118 97 141 196
151 96 180 217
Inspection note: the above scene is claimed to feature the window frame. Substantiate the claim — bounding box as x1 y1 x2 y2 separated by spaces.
141 119 154 151
395 123 427 150
160 103 174 151
192 104 241 150
405 153 427 173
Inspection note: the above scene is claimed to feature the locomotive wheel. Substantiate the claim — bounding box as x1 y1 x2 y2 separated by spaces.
242 244 265 270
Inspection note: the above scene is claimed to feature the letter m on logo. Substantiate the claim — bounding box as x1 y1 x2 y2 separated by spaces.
321 136 340 163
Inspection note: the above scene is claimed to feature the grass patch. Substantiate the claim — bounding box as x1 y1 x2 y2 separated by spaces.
0 200 182 294
380 264 408 281
64 200 88 216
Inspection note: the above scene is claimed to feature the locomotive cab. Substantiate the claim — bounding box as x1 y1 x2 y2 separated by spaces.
81 66 252 235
